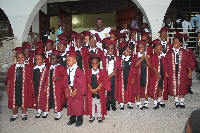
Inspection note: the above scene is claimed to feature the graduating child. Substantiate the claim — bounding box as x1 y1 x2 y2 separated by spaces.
33 48 48 118
66 51 86 127
45 39 54 68
150 39 168 109
102 40 120 111
120 23 130 41
141 32 153 56
165 36 192 108
42 50 66 120
84 54 111 122
57 39 68 68
81 31 91 48
129 29 138 54
158 27 172 56
117 33 126 43
109 30 117 41
6 47 33 121
132 40 151 109
22 43 34 68
118 42 135 109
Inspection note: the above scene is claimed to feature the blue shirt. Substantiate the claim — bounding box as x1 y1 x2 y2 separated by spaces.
190 15 200 33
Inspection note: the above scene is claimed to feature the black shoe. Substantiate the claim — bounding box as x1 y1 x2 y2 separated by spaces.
153 104 159 110
97 117 103 123
54 116 62 120
112 107 117 111
175 102 180 108
35 113 42 118
22 115 27 121
137 104 143 110
158 102 165 107
107 107 110 111
188 87 193 94
42 114 48 118
120 105 124 110
75 121 83 127
64 103 68 108
143 103 149 109
67 120 76 125
180 102 185 108
128 104 133 109
10 116 18 122
89 117 95 123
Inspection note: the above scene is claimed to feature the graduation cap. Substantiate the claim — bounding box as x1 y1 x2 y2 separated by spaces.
13 47 23 53
102 38 109 45
70 30 78 36
33 41 45 48
137 40 146 46
109 30 117 35
34 47 45 55
141 32 151 39
182 34 189 41
75 33 83 40
67 50 79 57
57 32 68 40
90 53 101 58
158 27 170 33
150 39 161 46
119 41 128 49
52 50 61 56
22 43 31 50
46 39 54 45
81 31 91 37
130 28 138 33
58 39 67 46
106 40 116 48
175 32 183 39
117 33 126 38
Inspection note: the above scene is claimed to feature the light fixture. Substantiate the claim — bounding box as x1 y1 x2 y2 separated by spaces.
73 18 76 24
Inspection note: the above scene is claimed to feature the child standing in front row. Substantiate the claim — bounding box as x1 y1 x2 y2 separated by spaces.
165 36 192 108
85 54 111 123
6 47 33 121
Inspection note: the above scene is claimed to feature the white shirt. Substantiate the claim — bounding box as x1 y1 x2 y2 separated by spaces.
182 20 192 32
138 52 146 58
34 63 45 72
75 46 82 51
50 63 60 70
46 50 52 58
107 55 114 75
122 55 131 61
89 47 96 53
96 42 103 50
172 47 180 64
67 64 78 87
120 29 130 41
92 68 99 75
90 27 111 40
66 45 71 52
16 62 25 68
44 34 51 39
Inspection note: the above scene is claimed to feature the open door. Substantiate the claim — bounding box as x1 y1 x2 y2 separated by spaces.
39 10 50 40
116 6 143 32
58 9 72 36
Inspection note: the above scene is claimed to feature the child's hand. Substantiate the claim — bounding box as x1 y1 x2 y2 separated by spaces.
53 76 61 82
188 72 192 79
141 55 146 59
157 74 161 80
166 72 169 78
93 89 98 94
131 78 135 85
71 89 77 97
99 83 102 88
44 88 46 92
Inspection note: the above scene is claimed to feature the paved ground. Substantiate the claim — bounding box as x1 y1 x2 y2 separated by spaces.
0 71 200 133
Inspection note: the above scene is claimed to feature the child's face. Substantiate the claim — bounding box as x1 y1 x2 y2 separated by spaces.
142 24 146 29
141 36 149 44
110 34 116 41
16 53 25 64
76 39 82 48
167 18 171 23
89 38 97 48
130 33 136 41
155 44 163 54
46 42 52 51
118 37 125 43
35 55 45 66
160 31 167 41
23 48 30 59
107 44 115 56
124 47 131 57
67 56 77 67
123 24 127 29
57 43 66 53
137 44 146 54
84 36 90 43
91 58 100 71
50 55 59 65
172 38 182 49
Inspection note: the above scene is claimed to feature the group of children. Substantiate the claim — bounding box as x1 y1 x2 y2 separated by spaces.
6 24 197 127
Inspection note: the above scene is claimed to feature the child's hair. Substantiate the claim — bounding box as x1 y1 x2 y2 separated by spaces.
120 45 129 56
187 110 200 133
96 18 103 22
173 36 183 43
90 57 101 63
89 35 97 42
107 43 115 49
51 54 60 59
35 53 45 59
16 52 25 57
143 23 148 28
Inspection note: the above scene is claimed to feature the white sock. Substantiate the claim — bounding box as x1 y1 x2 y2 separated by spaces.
180 98 184 103
56 112 62 118
21 114 27 118
175 97 179 103
127 102 131 105
43 112 49 116
154 100 158 105
136 102 141 106
12 114 18 118
120 103 124 107
37 109 42 114
158 97 161 102
144 100 149 104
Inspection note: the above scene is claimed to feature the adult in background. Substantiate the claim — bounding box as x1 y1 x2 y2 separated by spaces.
190 14 200 33
131 14 140 30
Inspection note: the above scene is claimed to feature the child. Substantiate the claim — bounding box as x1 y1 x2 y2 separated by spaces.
150 39 168 109
57 39 68 68
33 48 48 118
117 33 126 43
141 23 149 32
118 42 135 109
102 40 120 111
84 54 111 122
45 39 54 68
132 40 151 109
165 36 192 108
81 31 91 48
158 27 172 56
109 30 117 41
129 29 138 54
141 32 153 56
120 23 130 41
42 50 66 120
22 43 34 68
56 19 64 44
6 47 33 121
66 51 86 127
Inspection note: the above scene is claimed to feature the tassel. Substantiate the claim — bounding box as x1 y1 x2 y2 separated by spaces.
74 38 76 47
45 46 46 53
167 31 169 42
56 45 57 50
135 32 137 41
100 61 103 69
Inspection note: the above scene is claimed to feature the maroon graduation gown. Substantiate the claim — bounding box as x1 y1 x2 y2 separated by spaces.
7 64 33 109
76 47 89 73
84 69 111 120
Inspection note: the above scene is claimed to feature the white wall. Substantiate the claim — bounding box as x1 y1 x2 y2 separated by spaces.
32 13 39 34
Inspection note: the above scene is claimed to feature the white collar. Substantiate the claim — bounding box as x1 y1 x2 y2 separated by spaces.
46 50 52 54
61 49 67 56
107 54 114 57
68 64 78 71
75 46 82 51
16 62 25 68
138 52 146 58
92 68 99 75
161 41 167 45
89 47 96 52
122 55 131 61
172 47 180 54
130 39 135 43
34 63 46 72
50 63 60 70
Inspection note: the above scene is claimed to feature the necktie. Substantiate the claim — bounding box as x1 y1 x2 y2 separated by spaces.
90 50 94 53
68 68 71 85
176 51 179 64
76 50 80 54
108 56 114 61
163 43 166 53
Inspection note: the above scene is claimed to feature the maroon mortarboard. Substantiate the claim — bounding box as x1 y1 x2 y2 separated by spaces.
175 32 183 39
119 41 128 49
81 31 91 37
182 34 189 41
141 32 151 38
75 33 83 40
46 39 54 45
137 40 146 46
70 30 78 36
57 32 68 40
67 51 79 57
90 53 101 58
93 33 101 42
33 41 45 47
13 47 23 53
22 43 31 50
130 28 138 33
106 40 116 48
102 38 109 45
150 39 161 46
158 27 170 33
117 33 126 38
58 39 67 45
34 47 44 55
109 30 117 35
52 50 61 56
